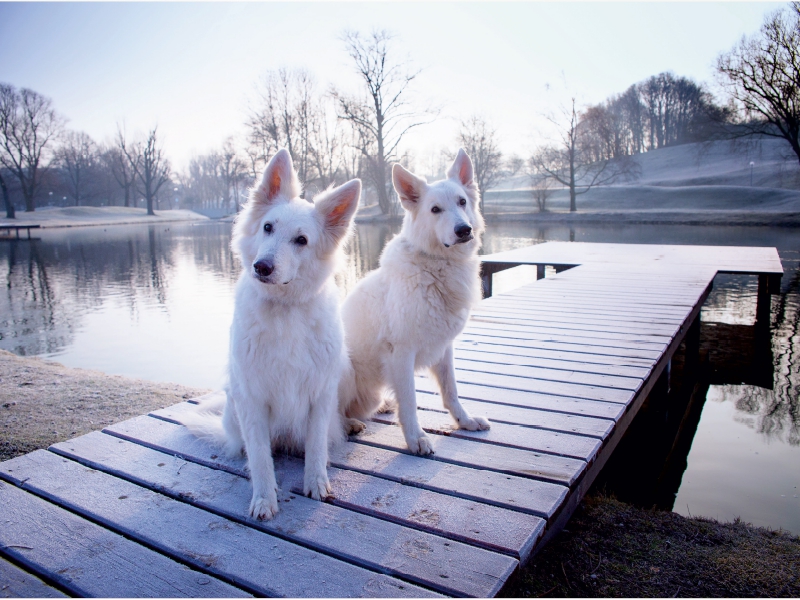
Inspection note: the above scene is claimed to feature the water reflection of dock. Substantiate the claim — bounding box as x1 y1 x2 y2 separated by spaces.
0 242 784 597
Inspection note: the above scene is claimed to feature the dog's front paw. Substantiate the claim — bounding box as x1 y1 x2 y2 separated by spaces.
407 433 434 456
344 417 366 435
249 490 279 520
458 415 491 431
304 470 332 501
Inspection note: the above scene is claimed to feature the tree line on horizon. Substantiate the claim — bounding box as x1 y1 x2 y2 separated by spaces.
1 3 798 219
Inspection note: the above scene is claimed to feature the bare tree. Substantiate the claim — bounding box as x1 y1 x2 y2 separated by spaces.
219 138 247 212
105 138 136 208
531 98 639 212
504 154 524 178
308 103 345 191
333 29 433 214
717 2 800 164
457 115 503 213
528 166 555 213
0 170 13 218
247 68 319 187
121 126 171 216
0 84 64 212
55 130 98 206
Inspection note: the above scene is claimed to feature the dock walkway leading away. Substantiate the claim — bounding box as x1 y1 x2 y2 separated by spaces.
0 242 783 597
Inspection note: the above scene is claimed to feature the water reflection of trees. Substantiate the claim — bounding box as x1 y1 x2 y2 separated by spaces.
0 222 236 357
338 222 400 296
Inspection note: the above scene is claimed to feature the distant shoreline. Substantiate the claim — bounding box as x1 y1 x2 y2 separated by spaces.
3 204 800 230
355 209 800 227
0 207 208 230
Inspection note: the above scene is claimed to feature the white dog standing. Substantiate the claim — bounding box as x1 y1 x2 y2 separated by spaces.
181 149 360 520
339 149 490 455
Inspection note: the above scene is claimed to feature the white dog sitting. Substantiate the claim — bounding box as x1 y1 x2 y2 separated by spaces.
338 148 490 455
181 149 360 520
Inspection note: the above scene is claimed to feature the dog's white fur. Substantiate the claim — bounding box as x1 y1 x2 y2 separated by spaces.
180 149 360 520
338 149 490 455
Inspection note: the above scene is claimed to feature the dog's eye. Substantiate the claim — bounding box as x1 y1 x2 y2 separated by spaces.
295 235 308 246
431 206 441 214
264 223 273 234
458 197 467 206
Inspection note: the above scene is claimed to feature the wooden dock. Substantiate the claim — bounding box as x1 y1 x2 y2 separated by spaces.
0 242 783 597
0 224 40 240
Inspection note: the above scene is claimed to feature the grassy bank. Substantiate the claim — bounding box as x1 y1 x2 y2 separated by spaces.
503 493 800 597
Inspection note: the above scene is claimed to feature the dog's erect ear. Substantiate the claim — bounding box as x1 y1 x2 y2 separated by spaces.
447 148 474 187
254 149 301 204
392 164 427 211
315 179 361 242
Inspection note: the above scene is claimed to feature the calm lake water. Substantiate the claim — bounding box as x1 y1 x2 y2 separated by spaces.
1 219 798 534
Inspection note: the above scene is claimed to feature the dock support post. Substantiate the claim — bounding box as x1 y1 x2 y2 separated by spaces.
756 274 780 327
481 266 494 299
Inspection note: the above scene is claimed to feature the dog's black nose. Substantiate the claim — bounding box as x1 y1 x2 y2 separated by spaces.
253 259 274 277
455 224 472 238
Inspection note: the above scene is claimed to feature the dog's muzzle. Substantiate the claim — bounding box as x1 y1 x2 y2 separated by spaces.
253 259 275 282
454 223 473 245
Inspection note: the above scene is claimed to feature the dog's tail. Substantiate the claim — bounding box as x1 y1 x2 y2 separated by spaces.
176 390 231 451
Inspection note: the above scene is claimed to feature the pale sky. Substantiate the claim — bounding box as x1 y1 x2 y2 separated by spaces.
0 2 786 171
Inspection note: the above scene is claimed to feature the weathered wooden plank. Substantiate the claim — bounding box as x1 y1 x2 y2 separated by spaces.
0 556 66 598
492 280 700 300
414 392 615 439
50 430 515 598
353 420 586 486
415 379 625 421
458 332 664 360
503 277 703 296
503 289 701 306
500 288 699 306
530 277 708 294
482 298 690 321
153 402 589 484
373 408 602 461
140 407 566 521
1 449 436 599
466 320 673 345
481 241 782 275
473 306 683 328
316 467 544 562
530 274 710 288
453 357 643 392
453 338 656 369
463 325 668 353
330 440 567 519
445 366 635 404
103 409 544 562
0 479 247 598
452 346 651 379
470 311 679 337
485 292 693 313
494 280 714 301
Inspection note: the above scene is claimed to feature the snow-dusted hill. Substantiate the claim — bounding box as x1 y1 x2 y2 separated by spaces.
486 138 800 218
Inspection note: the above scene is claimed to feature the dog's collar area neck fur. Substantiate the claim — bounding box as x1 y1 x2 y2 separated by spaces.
401 239 449 262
